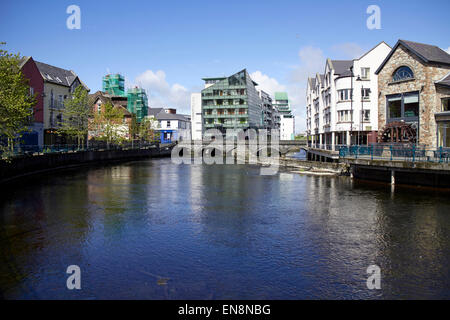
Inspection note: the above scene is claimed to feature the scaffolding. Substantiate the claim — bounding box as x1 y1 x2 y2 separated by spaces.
127 87 148 122
102 74 125 96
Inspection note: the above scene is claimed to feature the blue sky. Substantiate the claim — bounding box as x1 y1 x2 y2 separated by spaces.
1 0 449 132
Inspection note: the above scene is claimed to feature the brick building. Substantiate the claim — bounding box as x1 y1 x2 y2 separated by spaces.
375 40 450 148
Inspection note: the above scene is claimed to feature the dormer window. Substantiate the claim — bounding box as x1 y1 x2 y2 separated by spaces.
55 77 62 83
393 66 414 82
46 74 53 80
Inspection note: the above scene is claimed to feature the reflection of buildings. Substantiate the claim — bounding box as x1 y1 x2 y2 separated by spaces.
376 40 450 148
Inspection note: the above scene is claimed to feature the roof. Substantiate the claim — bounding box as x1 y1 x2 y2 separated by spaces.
35 60 89 90
89 91 131 116
274 92 288 101
149 108 190 121
331 60 353 76
376 40 450 74
436 72 450 87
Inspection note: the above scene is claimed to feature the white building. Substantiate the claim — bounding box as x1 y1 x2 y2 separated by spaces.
190 93 202 140
306 42 391 149
273 92 295 140
148 108 191 143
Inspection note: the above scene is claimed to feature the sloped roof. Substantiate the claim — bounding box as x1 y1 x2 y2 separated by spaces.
331 60 353 76
35 60 89 90
376 40 450 74
436 72 450 87
89 91 131 116
149 108 189 121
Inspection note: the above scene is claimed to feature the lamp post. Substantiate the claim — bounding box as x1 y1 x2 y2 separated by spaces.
350 66 354 146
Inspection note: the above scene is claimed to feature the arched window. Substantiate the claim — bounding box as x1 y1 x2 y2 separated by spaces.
393 66 414 82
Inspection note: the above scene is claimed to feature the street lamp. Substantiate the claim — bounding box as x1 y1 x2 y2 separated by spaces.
350 66 354 146
356 75 371 145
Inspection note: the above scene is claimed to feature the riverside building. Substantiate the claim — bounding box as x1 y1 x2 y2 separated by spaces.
306 42 391 149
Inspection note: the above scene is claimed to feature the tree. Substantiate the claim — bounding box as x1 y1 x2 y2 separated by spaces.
59 85 91 148
0 43 36 156
92 101 124 148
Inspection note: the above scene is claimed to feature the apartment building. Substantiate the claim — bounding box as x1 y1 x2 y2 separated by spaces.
306 42 391 149
273 92 295 140
201 69 263 137
35 61 89 145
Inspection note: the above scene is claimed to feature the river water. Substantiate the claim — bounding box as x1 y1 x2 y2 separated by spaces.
0 158 449 299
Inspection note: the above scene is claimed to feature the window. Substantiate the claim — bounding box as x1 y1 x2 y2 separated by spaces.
442 98 450 112
387 92 419 120
437 123 450 148
387 95 402 118
167 121 171 128
362 110 370 122
337 89 352 101
403 93 419 117
361 68 370 80
393 66 414 82
362 88 370 100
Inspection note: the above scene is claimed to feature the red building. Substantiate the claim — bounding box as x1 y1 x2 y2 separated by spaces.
19 56 44 147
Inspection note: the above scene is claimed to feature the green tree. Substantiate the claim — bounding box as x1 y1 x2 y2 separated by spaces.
59 85 91 148
92 101 124 148
0 43 36 156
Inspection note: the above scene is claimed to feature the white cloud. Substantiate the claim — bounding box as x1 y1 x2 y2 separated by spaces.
250 71 286 96
133 70 191 114
286 46 327 133
331 42 365 59
251 70 307 134
445 47 450 54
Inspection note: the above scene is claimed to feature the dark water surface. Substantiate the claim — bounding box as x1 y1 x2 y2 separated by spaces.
0 158 449 299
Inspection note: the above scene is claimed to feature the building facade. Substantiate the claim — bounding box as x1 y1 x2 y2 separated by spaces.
19 56 44 147
376 40 450 149
149 108 191 143
306 42 391 149
88 91 133 140
201 69 263 137
273 92 294 140
190 92 202 140
35 61 89 145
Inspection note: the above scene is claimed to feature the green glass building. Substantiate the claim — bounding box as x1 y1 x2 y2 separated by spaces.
201 69 263 137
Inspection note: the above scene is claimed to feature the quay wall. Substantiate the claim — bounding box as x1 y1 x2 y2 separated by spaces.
0 147 172 183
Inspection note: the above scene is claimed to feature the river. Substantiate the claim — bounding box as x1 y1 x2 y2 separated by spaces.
0 157 449 299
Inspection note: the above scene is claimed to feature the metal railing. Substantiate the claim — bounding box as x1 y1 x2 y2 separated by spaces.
1 141 160 159
338 144 450 163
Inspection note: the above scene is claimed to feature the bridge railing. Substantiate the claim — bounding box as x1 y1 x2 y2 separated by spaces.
338 144 450 163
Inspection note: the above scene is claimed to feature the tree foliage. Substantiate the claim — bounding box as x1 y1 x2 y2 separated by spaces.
59 85 91 148
0 43 36 154
91 101 124 146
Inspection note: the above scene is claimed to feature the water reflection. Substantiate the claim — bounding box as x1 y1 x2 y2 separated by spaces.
0 159 449 299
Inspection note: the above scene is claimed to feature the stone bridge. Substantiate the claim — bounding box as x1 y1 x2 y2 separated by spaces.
176 139 307 157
